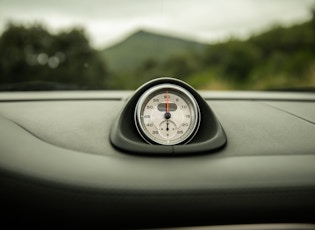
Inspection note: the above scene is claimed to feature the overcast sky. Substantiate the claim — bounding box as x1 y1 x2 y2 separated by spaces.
0 0 314 49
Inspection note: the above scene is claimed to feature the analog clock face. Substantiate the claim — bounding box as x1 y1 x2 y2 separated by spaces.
135 83 200 145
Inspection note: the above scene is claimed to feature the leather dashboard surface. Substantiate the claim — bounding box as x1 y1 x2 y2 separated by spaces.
0 91 315 228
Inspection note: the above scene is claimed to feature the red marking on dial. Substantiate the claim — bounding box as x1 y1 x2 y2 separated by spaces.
166 89 169 113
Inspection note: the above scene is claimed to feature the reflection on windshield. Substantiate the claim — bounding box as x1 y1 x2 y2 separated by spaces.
0 2 314 91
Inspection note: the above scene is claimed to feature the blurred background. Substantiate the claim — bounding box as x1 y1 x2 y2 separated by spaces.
0 0 314 90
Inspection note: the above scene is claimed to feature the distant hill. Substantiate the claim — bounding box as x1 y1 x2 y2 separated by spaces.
100 30 206 72
100 16 315 90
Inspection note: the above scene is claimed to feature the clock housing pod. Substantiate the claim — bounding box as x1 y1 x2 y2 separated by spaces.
110 77 227 155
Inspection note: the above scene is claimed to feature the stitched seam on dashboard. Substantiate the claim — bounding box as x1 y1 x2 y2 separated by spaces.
0 115 107 157
263 102 315 126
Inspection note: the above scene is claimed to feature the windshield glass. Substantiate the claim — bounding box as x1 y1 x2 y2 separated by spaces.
0 0 314 91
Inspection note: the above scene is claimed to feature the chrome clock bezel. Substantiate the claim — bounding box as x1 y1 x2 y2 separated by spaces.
134 83 201 145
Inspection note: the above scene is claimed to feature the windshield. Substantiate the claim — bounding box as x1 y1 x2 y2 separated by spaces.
0 0 314 91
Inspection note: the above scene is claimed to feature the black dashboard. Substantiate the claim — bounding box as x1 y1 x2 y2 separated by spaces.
0 87 315 228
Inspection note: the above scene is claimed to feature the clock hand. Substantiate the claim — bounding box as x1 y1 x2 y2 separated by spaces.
164 89 171 119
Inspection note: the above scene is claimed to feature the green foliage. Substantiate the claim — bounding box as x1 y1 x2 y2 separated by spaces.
0 23 108 89
1 10 315 91
161 52 202 79
204 41 261 82
102 9 315 90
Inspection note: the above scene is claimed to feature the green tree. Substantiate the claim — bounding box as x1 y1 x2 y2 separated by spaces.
161 52 201 79
0 23 108 89
204 40 261 82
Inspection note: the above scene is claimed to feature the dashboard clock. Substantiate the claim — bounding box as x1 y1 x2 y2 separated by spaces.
110 77 226 155
134 83 200 145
